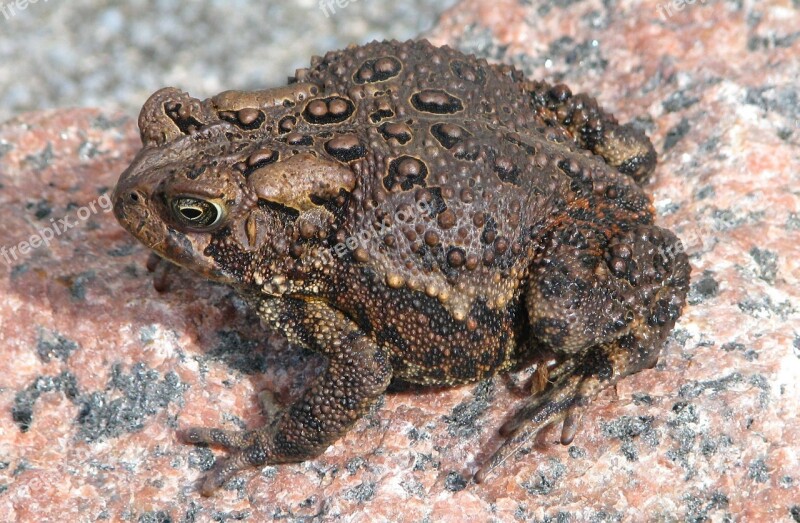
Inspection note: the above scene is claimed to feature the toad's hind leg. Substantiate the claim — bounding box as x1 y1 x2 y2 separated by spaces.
475 223 689 483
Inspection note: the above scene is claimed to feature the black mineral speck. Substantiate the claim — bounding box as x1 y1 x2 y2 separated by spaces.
65 271 96 300
745 86 800 122
678 373 743 399
107 243 137 257
665 402 705 479
180 502 201 523
92 114 129 130
520 458 567 495
748 457 770 483
139 511 172 523
207 330 269 374
721 342 745 353
740 294 796 319
78 140 102 160
632 393 653 406
791 506 800 523
663 90 699 113
344 481 376 502
75 363 185 442
25 143 54 170
683 491 730 522
443 380 492 438
695 185 715 200
210 509 250 521
0 141 12 158
601 415 659 461
444 471 467 492
13 372 80 432
699 434 732 457
36 329 79 362
27 199 52 220
749 247 778 284
787 213 800 231
345 456 366 474
663 118 690 151
688 271 719 305
568 446 586 459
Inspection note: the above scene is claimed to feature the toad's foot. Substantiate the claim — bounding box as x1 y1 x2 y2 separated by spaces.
474 341 650 484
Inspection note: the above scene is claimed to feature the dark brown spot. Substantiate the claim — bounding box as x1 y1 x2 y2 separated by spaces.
411 90 464 114
219 108 265 130
185 164 206 180
164 102 205 134
325 134 366 162
494 236 509 254
549 84 572 103
299 221 318 239
447 247 466 268
237 108 262 126
303 96 355 124
437 209 456 229
354 56 402 84
290 241 305 258
450 60 486 84
430 123 470 149
383 156 428 191
493 157 520 184
244 148 279 175
453 138 481 161
285 132 313 146
370 100 394 123
424 230 440 246
307 100 328 117
379 122 413 144
278 115 297 134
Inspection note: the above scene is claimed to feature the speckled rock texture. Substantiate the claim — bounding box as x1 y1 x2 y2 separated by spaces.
0 0 798 521
0 0 458 123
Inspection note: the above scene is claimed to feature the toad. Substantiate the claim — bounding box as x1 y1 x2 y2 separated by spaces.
113 39 689 495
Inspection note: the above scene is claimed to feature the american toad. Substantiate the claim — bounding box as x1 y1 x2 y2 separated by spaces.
113 39 690 495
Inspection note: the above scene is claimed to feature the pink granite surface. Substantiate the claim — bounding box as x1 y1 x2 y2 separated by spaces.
0 1 798 521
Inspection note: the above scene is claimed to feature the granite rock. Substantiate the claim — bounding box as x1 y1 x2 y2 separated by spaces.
0 1 799 521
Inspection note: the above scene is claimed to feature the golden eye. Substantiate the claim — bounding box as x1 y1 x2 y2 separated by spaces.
169 196 224 228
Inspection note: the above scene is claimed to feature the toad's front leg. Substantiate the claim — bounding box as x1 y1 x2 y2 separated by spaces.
183 297 392 495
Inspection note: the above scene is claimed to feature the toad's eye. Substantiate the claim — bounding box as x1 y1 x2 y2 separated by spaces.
169 196 225 229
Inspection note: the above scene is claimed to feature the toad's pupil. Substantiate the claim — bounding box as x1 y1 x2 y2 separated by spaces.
181 207 203 220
